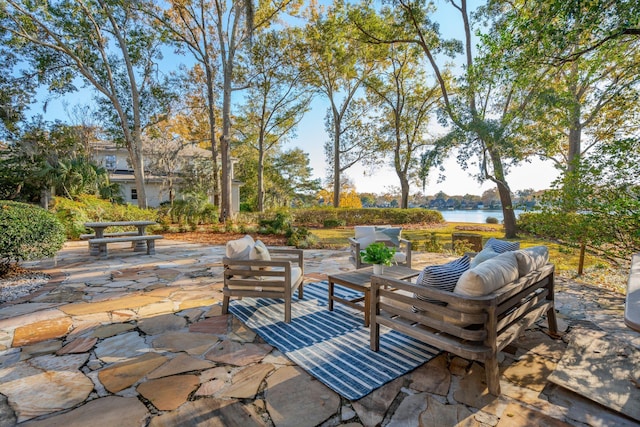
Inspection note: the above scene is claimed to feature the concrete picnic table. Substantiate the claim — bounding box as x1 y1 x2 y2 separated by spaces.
84 220 157 239
83 221 160 256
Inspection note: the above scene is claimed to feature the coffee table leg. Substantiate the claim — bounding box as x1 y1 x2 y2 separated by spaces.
328 281 334 311
364 288 370 327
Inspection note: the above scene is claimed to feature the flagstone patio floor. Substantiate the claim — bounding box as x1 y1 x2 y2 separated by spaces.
0 239 638 426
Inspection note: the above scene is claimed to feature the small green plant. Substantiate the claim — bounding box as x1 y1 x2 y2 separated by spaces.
323 218 345 228
287 226 320 248
486 216 499 224
423 232 443 253
452 239 475 256
361 242 395 266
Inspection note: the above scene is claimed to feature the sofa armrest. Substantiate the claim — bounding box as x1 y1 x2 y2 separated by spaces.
269 248 304 272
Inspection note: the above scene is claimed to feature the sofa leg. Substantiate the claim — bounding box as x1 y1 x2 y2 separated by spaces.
485 358 501 396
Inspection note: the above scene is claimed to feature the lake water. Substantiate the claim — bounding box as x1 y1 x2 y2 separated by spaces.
438 209 525 224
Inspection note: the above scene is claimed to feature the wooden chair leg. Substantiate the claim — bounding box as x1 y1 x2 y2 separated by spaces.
222 295 230 314
284 299 291 323
485 358 501 396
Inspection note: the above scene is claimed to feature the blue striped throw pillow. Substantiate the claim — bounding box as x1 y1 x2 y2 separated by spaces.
413 255 471 310
485 237 520 253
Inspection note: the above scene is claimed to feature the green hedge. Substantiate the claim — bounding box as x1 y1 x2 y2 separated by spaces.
51 195 158 239
290 207 444 227
0 201 66 266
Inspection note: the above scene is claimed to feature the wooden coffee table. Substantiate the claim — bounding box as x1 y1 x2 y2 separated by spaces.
327 265 421 326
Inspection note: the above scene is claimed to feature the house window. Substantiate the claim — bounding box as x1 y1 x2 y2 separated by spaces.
131 189 137 200
105 155 116 170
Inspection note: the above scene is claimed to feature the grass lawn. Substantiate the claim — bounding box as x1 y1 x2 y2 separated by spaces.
309 222 627 294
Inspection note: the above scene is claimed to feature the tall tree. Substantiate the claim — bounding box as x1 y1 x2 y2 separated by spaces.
352 0 534 237
146 0 222 206
302 1 378 207
365 43 439 208
1 0 173 209
212 0 300 221
487 0 640 174
0 45 34 138
236 29 312 211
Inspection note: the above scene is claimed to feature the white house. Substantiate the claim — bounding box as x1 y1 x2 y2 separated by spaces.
91 142 242 213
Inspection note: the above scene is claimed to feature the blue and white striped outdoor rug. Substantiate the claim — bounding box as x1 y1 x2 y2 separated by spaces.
228 281 439 400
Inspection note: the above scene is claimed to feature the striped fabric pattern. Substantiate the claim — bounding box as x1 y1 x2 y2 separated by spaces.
229 282 439 400
485 237 520 253
413 255 471 309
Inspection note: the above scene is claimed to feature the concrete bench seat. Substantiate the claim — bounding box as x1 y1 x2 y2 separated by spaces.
89 235 164 258
80 231 140 240
625 253 640 332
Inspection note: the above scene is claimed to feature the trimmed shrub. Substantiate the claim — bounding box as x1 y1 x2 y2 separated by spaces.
0 201 66 270
486 216 499 224
51 195 156 239
291 208 444 227
323 218 345 228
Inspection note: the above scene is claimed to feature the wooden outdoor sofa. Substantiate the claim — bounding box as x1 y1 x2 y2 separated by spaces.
625 253 640 332
370 255 558 396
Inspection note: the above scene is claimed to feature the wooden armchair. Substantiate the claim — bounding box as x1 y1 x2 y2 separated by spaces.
222 247 305 323
348 226 412 269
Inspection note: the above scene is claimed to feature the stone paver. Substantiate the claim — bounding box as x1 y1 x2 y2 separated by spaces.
419 397 478 426
220 363 275 399
204 339 272 366
0 239 637 427
352 376 404 427
148 398 265 427
94 331 149 363
147 353 214 379
265 366 340 427
11 317 72 347
137 313 186 335
98 352 168 393
56 337 97 355
136 374 200 411
20 396 149 427
151 331 219 355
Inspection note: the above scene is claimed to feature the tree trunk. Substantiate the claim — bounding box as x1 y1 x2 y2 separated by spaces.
257 144 265 212
567 113 581 173
487 145 517 238
400 177 409 209
332 112 341 208
205 63 220 207
129 138 148 209
220 60 233 222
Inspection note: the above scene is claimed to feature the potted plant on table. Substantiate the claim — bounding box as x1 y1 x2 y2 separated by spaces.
360 242 396 274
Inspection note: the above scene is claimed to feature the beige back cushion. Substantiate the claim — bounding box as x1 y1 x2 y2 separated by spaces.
514 246 549 276
454 251 519 297
250 240 271 271
226 235 255 260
